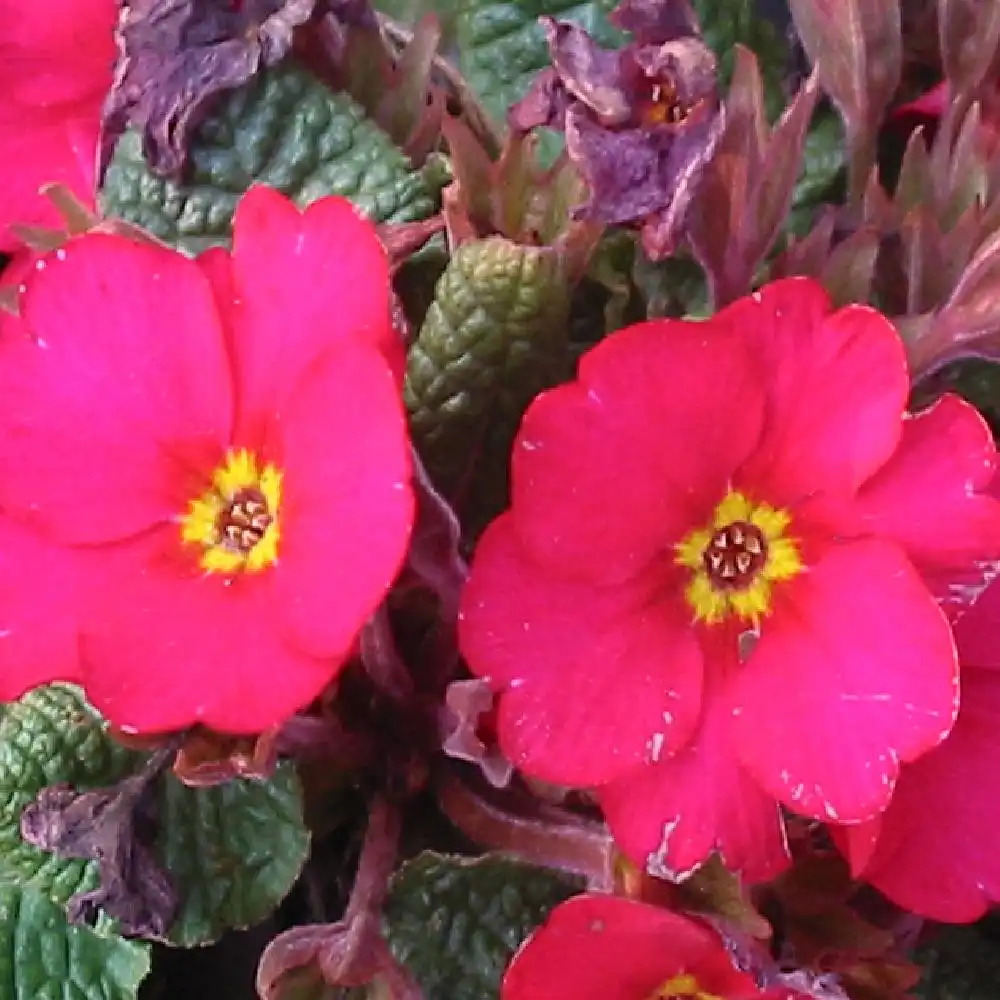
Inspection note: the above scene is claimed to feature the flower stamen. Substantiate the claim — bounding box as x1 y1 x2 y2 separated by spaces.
676 491 802 626
180 449 282 574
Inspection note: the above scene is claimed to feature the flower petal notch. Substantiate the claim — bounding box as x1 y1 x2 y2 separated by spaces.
459 277 1000 882
0 186 413 734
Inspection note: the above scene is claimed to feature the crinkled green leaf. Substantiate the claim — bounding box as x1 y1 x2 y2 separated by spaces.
101 61 440 255
456 0 623 127
916 918 1000 999
0 686 141 907
693 0 788 119
161 762 309 947
0 882 150 1000
383 852 580 1000
404 237 570 530
0 686 308 946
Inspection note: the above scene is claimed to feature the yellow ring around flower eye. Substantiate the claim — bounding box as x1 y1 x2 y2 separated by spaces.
179 448 282 574
650 972 722 1000
676 490 802 626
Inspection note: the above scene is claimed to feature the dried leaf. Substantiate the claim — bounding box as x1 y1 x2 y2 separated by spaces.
20 749 179 939
103 0 377 177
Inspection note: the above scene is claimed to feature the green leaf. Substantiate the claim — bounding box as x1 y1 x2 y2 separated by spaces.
404 237 570 531
160 762 309 947
100 61 440 256
456 0 623 126
0 685 308 946
916 918 1000 999
383 852 580 1000
692 0 789 120
0 882 150 1000
788 106 846 234
0 686 141 906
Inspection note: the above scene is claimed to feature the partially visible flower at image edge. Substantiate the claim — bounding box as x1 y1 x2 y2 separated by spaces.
0 0 117 247
0 185 413 734
841 488 1000 922
501 893 806 1000
458 276 1000 883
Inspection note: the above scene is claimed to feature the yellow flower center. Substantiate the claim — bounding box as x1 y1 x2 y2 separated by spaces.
650 972 721 1000
180 449 282 574
676 490 802 625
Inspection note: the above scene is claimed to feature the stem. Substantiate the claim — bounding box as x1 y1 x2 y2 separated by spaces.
378 12 505 158
434 768 616 889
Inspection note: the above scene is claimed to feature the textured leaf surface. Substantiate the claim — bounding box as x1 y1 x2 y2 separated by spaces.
0 883 150 1000
101 61 439 255
0 686 308 945
456 0 622 126
383 852 580 1000
0 686 140 906
161 763 309 947
404 237 570 527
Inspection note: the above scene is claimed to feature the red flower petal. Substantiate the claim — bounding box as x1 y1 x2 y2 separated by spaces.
0 0 114 245
888 82 948 127
855 394 1000 572
733 539 958 822
510 318 766 584
0 517 81 699
0 113 100 247
267 341 413 660
0 0 116 106
952 574 1000 671
731 279 908 504
849 667 1000 921
501 895 760 1000
77 528 336 733
223 187 396 447
0 236 233 543
599 654 789 884
459 515 703 786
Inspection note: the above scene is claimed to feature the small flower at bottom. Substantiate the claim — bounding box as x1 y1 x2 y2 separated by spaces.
459 277 1000 882
0 186 413 734
840 516 1000 922
501 894 786 1000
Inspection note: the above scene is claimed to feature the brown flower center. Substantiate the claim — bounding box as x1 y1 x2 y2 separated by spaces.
701 520 767 590
637 80 689 126
217 488 273 554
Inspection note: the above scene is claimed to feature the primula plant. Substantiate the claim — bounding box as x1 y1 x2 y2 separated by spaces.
6 0 1000 998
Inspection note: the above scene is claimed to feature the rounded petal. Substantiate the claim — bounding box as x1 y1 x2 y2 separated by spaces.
733 539 959 822
0 0 116 106
77 529 337 733
856 394 1000 571
599 656 789 884
0 235 233 543
267 341 413 659
223 187 395 446
510 318 766 584
0 517 81 700
502 895 758 1000
731 279 909 504
953 574 1000 671
0 113 99 248
851 668 1000 922
459 515 703 787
